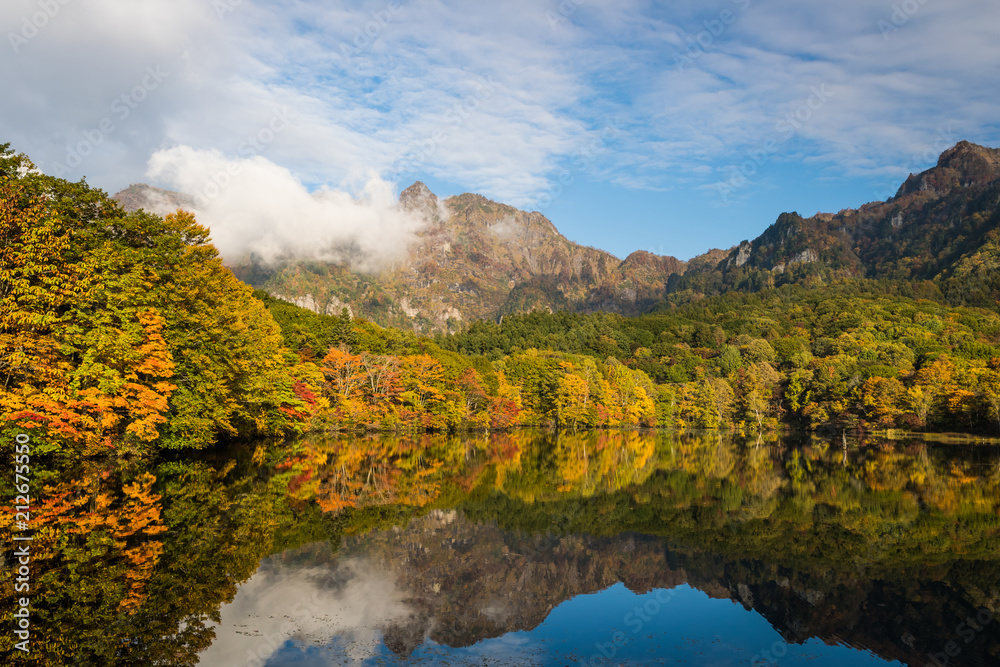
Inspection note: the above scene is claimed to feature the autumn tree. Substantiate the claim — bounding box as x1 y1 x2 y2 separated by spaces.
1 146 306 454
737 362 781 432
859 376 906 426
554 371 592 430
320 346 364 401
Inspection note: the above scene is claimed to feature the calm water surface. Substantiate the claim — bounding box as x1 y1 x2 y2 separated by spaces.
15 431 999 666
194 431 1000 666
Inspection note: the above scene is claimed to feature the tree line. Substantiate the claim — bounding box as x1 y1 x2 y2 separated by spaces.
440 285 1000 434
6 142 1000 462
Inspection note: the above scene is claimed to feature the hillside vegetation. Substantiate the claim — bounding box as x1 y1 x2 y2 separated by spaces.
117 141 1000 339
440 283 1000 434
6 141 1000 450
1 145 311 456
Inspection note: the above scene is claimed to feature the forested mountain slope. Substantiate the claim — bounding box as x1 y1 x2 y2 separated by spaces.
669 141 1000 306
118 181 688 332
117 141 1000 330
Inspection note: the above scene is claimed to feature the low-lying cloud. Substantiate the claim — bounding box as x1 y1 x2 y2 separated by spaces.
147 145 430 271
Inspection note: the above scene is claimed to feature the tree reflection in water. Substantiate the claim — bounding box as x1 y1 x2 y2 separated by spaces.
3 432 998 665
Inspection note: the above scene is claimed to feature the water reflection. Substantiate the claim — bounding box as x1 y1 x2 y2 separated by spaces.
5 432 999 665
197 556 414 666
213 431 1000 666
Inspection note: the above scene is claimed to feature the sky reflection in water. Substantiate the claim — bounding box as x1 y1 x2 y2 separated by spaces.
251 579 900 666
193 431 999 667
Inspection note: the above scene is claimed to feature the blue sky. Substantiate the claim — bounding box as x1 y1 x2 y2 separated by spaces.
3 0 999 260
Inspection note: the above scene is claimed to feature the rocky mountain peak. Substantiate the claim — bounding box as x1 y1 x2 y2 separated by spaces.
399 181 445 225
895 140 1000 198
620 249 686 274
399 181 437 208
113 183 195 216
622 250 658 265
936 140 1000 171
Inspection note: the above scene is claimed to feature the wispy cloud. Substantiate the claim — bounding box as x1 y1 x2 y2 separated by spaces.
2 0 998 255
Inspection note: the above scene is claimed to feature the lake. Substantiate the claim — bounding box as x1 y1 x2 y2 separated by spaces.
12 431 1000 665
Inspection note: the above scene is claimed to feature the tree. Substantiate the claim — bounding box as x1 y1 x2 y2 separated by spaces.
979 369 1000 433
909 356 956 428
554 372 592 430
1 152 304 453
400 354 446 409
488 370 522 428
737 363 780 432
707 376 735 427
320 346 364 401
458 368 490 427
360 352 401 403
859 376 905 426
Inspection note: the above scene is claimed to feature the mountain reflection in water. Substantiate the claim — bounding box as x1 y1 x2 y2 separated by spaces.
206 517 904 666
7 431 998 665
201 431 999 666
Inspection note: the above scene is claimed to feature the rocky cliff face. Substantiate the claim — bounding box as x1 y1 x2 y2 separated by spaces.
114 140 1000 326
672 140 1000 301
243 183 664 331
896 140 1000 198
115 180 690 332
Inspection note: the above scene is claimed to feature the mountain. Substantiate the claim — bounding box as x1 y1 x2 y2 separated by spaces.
669 140 1000 305
249 182 695 331
115 180 689 332
112 182 196 217
113 140 1000 331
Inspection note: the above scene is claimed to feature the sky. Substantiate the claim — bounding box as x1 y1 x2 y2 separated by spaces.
3 0 999 261
201 556 897 667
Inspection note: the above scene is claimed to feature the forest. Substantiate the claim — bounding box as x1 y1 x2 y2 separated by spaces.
438 286 1000 435
5 141 1000 468
3 145 1000 665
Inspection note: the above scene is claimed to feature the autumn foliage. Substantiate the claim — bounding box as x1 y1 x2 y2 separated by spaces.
7 140 1000 448
0 145 314 455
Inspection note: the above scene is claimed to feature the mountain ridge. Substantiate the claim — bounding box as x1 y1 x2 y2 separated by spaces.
669 139 1000 305
113 140 1000 330
116 177 692 331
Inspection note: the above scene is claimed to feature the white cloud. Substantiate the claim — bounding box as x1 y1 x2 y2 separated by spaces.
2 0 998 247
147 145 428 269
623 0 1000 180
196 558 414 666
